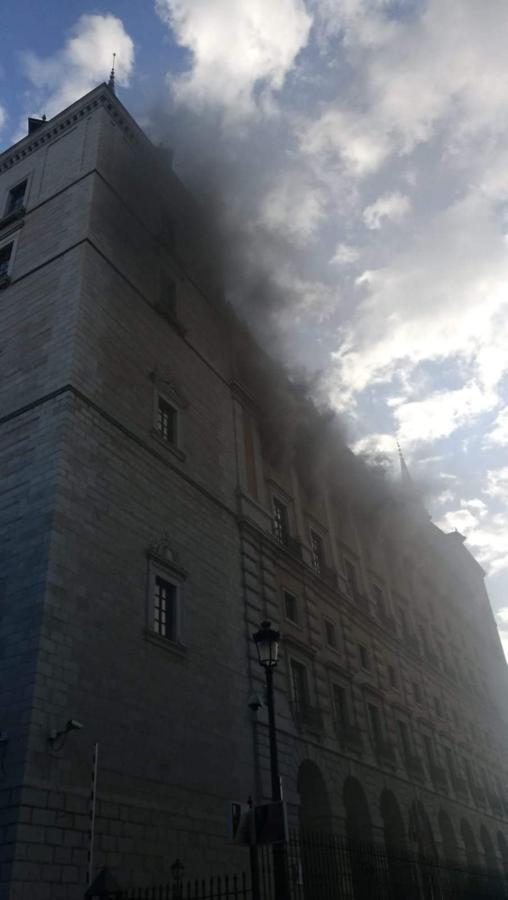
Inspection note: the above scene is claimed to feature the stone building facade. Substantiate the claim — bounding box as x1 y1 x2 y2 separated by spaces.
1 84 508 899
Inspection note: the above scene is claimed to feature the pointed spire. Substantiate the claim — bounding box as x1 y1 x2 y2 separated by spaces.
108 53 116 93
396 440 413 489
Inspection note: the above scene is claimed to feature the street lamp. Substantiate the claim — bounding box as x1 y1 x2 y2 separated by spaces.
252 621 289 900
253 621 281 803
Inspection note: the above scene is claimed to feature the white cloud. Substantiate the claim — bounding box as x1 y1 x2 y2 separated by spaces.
485 406 508 447
363 191 410 230
485 467 508 499
300 107 392 177
352 431 395 457
0 105 6 133
156 0 311 115
439 507 479 534
22 14 135 118
329 242 359 266
391 382 498 448
331 181 508 402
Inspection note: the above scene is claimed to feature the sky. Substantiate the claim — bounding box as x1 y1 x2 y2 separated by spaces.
1 0 507 655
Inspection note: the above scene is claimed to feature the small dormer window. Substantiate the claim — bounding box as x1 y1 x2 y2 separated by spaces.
5 180 27 217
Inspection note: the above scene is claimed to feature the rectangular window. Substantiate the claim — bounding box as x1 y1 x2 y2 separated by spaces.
310 530 324 575
368 703 382 746
157 395 177 445
0 243 13 279
153 575 177 640
445 747 456 779
273 498 289 546
332 684 348 729
290 659 309 710
284 590 299 624
344 560 358 599
325 620 337 649
398 604 408 637
423 734 434 767
5 180 27 216
397 720 411 760
373 584 386 616
359 643 369 669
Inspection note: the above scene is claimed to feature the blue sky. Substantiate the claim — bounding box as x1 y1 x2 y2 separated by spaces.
2 1 508 652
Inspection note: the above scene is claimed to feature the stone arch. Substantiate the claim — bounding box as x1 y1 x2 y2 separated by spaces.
408 801 437 859
380 789 406 852
438 809 459 862
343 776 373 843
408 801 438 899
497 831 508 876
343 777 377 899
296 761 336 900
461 818 479 868
297 760 333 833
380 790 412 899
480 824 498 872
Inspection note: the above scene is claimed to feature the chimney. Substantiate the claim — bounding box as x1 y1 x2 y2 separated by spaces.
28 115 46 135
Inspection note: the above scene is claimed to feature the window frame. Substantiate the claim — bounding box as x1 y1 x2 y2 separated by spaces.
289 657 310 711
145 545 187 655
273 496 290 547
309 528 325 575
1 173 31 224
283 587 300 626
4 178 28 217
0 233 19 286
151 379 186 460
324 618 338 651
358 642 370 671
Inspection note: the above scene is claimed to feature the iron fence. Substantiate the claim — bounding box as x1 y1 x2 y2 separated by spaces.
119 872 251 900
111 830 508 900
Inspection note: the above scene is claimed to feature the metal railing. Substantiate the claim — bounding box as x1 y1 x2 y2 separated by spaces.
104 829 508 900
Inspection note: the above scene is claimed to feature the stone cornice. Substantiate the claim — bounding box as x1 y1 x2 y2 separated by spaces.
0 83 150 175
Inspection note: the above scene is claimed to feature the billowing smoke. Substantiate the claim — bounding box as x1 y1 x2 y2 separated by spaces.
131 92 424 520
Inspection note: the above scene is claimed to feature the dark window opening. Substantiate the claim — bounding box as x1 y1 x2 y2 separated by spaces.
368 703 382 746
290 659 309 709
397 720 411 760
157 395 177 444
325 620 337 649
5 180 27 216
310 530 324 575
359 644 369 670
284 590 298 624
153 576 176 640
0 243 12 279
373 584 386 615
333 684 348 729
344 559 358 599
388 664 398 689
273 498 289 546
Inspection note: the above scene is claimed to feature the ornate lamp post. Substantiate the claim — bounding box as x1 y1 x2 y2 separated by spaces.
252 621 289 900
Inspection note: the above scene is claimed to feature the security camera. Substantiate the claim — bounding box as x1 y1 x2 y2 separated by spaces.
66 720 83 732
